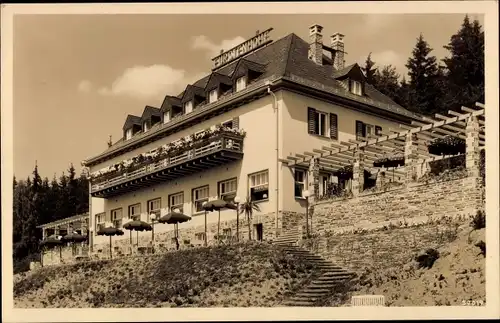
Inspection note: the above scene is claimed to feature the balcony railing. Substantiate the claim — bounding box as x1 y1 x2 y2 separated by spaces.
90 131 244 195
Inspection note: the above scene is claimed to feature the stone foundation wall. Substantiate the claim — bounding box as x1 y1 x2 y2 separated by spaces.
299 215 468 272
312 176 482 235
295 175 484 272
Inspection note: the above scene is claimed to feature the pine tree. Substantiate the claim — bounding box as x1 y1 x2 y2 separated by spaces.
67 164 79 216
56 171 70 221
374 65 401 101
442 15 485 110
362 52 377 85
397 76 410 108
405 34 443 115
76 171 90 215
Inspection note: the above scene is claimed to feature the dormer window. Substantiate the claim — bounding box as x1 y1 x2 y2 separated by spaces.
209 89 218 103
184 100 193 114
163 111 170 124
143 122 149 132
125 128 133 140
236 76 247 92
351 80 362 96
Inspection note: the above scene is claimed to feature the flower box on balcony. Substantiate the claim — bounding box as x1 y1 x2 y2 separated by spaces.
90 129 245 194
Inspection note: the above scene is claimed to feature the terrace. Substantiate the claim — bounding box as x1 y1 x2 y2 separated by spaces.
90 128 245 198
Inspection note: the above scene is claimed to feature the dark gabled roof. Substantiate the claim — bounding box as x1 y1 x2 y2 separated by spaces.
88 32 416 163
122 115 142 131
140 105 162 120
281 33 406 109
331 63 365 80
204 72 233 92
181 84 206 104
230 58 267 79
160 95 182 113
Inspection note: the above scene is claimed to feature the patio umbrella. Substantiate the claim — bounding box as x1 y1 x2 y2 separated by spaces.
123 220 152 246
61 232 87 256
158 211 191 250
40 234 63 263
203 199 237 244
96 226 124 259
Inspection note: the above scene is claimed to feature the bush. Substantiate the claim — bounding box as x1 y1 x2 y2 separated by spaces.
415 248 440 269
470 210 486 230
475 241 486 257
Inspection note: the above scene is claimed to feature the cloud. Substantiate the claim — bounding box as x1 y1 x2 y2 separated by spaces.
370 50 404 69
98 65 205 99
77 80 92 93
191 35 246 57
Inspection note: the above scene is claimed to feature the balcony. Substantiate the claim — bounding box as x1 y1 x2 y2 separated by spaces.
90 130 245 198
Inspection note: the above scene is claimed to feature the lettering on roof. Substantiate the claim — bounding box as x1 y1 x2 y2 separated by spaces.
212 28 273 70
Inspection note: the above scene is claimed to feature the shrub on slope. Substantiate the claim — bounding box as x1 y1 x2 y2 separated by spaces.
14 241 319 308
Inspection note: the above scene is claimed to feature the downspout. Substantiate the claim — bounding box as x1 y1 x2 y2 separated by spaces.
267 82 280 236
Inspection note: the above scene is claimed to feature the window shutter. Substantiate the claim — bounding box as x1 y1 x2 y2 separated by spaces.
356 120 364 140
307 107 316 134
232 116 240 129
375 126 382 136
329 113 338 139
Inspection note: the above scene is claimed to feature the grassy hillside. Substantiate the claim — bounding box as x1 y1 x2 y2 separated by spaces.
14 241 321 308
325 224 486 307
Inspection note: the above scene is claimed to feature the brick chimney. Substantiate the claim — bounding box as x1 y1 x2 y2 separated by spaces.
308 24 324 65
331 32 345 70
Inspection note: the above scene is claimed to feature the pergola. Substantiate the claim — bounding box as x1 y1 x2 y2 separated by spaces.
37 213 90 239
281 103 485 191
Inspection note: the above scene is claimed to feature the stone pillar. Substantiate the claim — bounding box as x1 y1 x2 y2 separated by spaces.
404 133 418 186
376 168 387 191
307 157 320 236
466 116 481 178
352 148 365 196
308 157 320 200
54 226 60 236
42 228 47 240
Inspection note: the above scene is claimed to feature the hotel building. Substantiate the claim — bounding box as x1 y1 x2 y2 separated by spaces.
81 25 423 251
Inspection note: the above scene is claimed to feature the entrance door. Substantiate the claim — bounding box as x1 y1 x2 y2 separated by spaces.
256 224 263 241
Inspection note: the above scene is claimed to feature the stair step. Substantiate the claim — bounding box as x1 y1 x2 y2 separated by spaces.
282 301 315 307
297 288 332 294
321 272 353 277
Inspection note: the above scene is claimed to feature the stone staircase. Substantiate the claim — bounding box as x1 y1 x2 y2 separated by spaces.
274 229 355 307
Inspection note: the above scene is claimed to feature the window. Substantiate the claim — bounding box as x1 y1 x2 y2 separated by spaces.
222 120 233 129
195 232 206 241
125 128 133 140
147 198 161 217
143 122 149 132
111 208 123 228
219 178 237 203
184 101 193 114
249 170 269 202
192 186 209 213
308 108 338 139
222 228 232 238
294 169 307 198
311 110 327 136
163 111 170 123
95 212 105 232
209 89 218 103
319 174 329 197
128 203 141 221
169 192 184 213
236 76 247 92
356 121 383 140
351 80 362 95
366 124 374 137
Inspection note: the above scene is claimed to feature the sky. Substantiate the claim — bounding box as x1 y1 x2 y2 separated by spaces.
13 13 484 180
